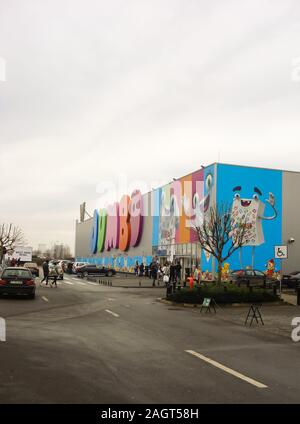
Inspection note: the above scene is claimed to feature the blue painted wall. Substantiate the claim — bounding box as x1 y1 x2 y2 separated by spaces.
216 164 282 272
201 164 215 272
152 188 161 247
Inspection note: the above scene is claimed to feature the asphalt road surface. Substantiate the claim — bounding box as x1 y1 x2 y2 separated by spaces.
0 274 300 404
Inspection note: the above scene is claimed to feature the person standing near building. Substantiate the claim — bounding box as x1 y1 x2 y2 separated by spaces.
139 262 144 276
162 262 170 287
134 261 139 276
151 262 158 287
170 262 175 284
149 262 153 279
41 259 49 285
176 260 182 282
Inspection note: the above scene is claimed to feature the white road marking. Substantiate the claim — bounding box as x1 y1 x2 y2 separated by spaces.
42 296 49 303
63 281 74 285
87 282 98 286
108 298 115 301
105 309 119 318
185 350 268 389
76 282 87 286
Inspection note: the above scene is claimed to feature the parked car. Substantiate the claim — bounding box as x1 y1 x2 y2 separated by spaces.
24 262 39 277
48 261 64 280
72 262 88 274
282 271 300 289
230 269 267 287
0 267 36 299
76 265 116 278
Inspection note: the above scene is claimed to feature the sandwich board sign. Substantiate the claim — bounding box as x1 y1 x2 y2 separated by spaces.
203 298 211 307
275 246 288 259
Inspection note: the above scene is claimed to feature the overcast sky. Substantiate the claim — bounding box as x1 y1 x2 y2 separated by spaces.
0 0 300 252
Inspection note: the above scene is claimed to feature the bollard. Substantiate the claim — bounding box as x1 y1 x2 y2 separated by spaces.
273 284 277 297
139 281 141 287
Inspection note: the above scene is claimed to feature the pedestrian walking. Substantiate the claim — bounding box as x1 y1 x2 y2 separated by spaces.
139 262 144 276
49 263 59 288
17 258 21 267
41 259 49 285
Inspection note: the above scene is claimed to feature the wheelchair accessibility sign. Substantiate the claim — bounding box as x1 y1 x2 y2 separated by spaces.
275 245 288 259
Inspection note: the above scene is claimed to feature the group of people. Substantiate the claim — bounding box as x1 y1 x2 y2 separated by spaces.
134 260 182 287
41 259 59 287
8 257 21 267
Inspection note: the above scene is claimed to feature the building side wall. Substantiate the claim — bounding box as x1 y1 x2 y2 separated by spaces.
75 218 93 258
75 192 153 270
282 171 300 274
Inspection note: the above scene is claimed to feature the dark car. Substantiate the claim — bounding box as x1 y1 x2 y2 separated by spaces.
0 267 36 299
76 265 116 278
24 262 40 277
230 269 267 287
282 271 300 289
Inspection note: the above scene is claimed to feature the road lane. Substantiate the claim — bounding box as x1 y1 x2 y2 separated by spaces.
1 281 300 403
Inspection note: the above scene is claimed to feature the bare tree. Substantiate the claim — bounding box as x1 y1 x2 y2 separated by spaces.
194 203 250 284
0 223 25 263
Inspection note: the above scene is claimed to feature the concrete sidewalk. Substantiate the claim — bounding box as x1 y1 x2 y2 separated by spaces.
160 297 300 340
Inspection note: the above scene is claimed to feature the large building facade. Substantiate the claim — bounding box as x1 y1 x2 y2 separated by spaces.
75 163 300 275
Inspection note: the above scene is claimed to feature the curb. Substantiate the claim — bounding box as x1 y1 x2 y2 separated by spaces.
157 298 289 308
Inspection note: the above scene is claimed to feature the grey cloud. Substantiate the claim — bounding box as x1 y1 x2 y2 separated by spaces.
0 0 300 250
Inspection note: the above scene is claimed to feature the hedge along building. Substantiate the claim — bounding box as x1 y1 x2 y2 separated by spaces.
75 163 300 275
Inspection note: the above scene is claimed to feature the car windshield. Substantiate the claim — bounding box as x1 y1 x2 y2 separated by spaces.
231 270 243 275
2 269 31 279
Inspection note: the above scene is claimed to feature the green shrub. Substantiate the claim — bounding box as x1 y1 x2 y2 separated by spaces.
167 283 279 304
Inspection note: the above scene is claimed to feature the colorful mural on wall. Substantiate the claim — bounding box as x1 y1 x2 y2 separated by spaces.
90 190 144 255
154 170 205 259
216 164 282 271
76 254 153 272
201 164 216 272
81 163 283 275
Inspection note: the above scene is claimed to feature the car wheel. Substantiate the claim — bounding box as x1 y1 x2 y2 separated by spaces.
107 271 113 277
84 272 88 278
29 293 35 299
